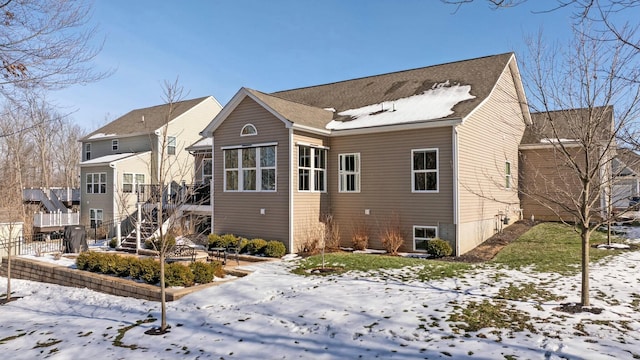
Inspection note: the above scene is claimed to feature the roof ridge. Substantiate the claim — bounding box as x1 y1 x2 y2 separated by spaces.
271 52 514 95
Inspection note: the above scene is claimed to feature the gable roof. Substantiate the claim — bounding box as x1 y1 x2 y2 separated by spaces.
615 148 640 176
521 106 614 145
80 96 212 141
202 53 521 136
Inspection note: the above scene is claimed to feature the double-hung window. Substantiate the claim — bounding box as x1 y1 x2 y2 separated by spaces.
112 139 119 151
224 145 276 191
413 226 438 251
85 143 91 160
90 209 103 228
505 161 512 189
202 158 212 183
339 153 360 192
123 173 145 193
412 149 438 192
86 173 107 194
167 136 176 155
298 146 327 192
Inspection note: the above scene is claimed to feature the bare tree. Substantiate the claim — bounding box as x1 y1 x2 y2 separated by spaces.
519 28 640 307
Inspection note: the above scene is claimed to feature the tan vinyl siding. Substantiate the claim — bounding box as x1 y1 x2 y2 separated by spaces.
329 127 454 253
212 98 290 249
113 153 153 219
292 131 330 252
456 62 526 253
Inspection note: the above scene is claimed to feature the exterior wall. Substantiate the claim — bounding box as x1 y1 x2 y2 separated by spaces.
291 131 330 252
519 146 594 222
113 153 153 219
328 127 455 253
212 98 290 250
456 62 526 254
79 165 115 227
82 134 153 162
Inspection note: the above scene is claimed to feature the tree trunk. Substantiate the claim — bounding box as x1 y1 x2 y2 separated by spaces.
581 225 590 307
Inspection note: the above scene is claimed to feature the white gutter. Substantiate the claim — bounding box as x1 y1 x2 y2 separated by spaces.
109 163 118 229
453 125 460 256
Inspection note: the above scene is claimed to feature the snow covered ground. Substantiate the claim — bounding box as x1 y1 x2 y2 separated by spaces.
1 233 639 359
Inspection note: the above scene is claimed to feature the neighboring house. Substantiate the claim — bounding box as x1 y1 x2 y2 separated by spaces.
612 148 640 209
199 53 530 255
519 106 615 221
78 96 222 233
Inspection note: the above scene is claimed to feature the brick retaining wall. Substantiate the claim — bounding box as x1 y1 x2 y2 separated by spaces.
0 256 245 301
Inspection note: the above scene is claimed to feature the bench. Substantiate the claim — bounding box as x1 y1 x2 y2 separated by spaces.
166 244 197 262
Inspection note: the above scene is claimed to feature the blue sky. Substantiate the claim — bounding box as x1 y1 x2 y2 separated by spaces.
52 0 578 131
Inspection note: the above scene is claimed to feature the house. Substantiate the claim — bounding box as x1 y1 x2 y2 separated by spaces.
612 148 640 209
78 96 222 236
519 106 615 222
199 53 530 255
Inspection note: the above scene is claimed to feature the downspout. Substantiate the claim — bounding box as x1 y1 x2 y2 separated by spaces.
288 128 294 253
109 162 118 239
452 126 460 256
210 136 215 234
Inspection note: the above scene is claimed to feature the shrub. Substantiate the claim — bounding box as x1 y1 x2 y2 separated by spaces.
208 233 238 249
263 240 286 258
190 261 214 284
238 237 250 253
164 262 195 287
146 235 176 251
246 238 268 254
138 257 160 284
381 214 404 255
323 214 341 250
425 238 453 258
109 238 118 248
209 260 225 278
351 218 370 251
113 256 136 277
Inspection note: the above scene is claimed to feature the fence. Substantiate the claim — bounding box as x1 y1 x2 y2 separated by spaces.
33 211 80 228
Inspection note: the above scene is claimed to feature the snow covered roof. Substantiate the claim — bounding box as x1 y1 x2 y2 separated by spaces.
522 106 614 145
79 152 149 166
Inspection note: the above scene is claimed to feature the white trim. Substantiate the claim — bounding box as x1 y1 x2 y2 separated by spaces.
519 143 582 150
111 139 119 151
411 148 439 193
297 145 327 193
240 123 258 136
413 225 438 252
505 160 512 189
291 123 331 135
222 145 277 192
295 141 330 150
338 153 361 193
288 128 294 253
453 126 460 256
112 167 118 224
210 137 215 234
328 118 463 137
220 141 278 150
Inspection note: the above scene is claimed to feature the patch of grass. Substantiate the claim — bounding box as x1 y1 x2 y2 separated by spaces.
292 253 471 280
33 339 62 349
0 332 26 344
491 223 626 274
497 283 565 303
448 299 536 334
113 317 156 350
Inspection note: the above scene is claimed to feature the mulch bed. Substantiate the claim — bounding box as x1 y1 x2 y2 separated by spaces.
443 220 535 263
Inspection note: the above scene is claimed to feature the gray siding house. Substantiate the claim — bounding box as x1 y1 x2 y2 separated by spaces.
78 96 222 232
199 53 530 255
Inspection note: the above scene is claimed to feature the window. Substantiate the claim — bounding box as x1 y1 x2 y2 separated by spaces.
167 136 176 155
241 124 257 136
112 139 119 151
85 143 91 160
412 149 438 192
202 158 212 183
414 226 438 252
339 153 360 192
90 209 103 229
298 145 327 192
123 173 145 193
224 145 276 191
505 161 512 189
86 173 107 194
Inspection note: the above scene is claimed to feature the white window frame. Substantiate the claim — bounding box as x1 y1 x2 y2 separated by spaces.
298 145 327 192
122 173 145 193
89 208 103 229
223 145 277 192
85 143 91 160
505 161 512 189
112 139 119 151
338 153 361 193
202 157 212 183
167 136 177 155
411 148 439 193
413 225 438 252
86 172 107 194
240 124 257 136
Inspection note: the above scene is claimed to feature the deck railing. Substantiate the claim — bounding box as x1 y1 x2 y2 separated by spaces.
33 211 80 228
